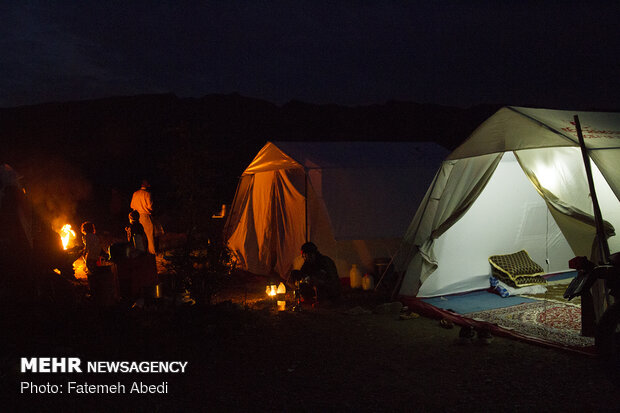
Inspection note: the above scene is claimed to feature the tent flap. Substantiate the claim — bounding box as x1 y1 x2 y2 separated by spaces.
396 153 502 296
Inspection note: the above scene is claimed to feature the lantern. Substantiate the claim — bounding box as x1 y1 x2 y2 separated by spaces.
276 282 286 311
266 281 278 298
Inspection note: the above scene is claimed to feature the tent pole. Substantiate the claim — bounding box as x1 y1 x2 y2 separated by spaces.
575 115 610 336
305 172 308 242
574 115 610 263
374 249 397 292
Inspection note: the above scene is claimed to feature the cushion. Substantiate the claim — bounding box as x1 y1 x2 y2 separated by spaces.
488 250 547 288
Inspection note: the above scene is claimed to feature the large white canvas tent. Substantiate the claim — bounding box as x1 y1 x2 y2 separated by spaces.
225 141 449 279
396 106 620 298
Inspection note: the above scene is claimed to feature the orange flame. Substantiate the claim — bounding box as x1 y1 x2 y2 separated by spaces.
59 224 76 250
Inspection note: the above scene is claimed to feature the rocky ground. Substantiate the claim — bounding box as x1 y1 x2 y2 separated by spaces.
3 271 619 412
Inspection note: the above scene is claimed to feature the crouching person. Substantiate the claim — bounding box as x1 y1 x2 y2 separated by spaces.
291 242 340 304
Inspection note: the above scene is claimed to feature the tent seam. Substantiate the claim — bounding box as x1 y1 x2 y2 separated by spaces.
507 106 579 146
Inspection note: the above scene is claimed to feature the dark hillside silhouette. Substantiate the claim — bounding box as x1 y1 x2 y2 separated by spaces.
0 93 500 234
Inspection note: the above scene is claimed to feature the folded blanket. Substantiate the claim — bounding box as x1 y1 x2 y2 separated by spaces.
488 250 547 288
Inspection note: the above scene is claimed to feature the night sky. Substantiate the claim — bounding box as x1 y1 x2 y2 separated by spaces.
2 1 619 110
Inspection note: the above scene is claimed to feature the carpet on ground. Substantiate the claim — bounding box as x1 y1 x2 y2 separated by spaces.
465 300 594 348
419 271 594 350
522 272 581 306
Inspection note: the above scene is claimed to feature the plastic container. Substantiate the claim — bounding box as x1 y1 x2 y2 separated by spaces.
350 264 363 289
362 273 375 291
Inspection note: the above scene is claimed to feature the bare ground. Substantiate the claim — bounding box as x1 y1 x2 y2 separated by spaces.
3 271 619 412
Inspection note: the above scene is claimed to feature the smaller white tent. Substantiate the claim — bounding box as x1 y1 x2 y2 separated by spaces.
225 141 449 279
396 106 620 298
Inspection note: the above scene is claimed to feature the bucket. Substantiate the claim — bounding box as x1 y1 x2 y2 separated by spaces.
108 242 131 262
373 257 392 278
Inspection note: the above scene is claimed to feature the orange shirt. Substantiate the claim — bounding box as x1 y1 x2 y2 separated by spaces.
130 187 153 215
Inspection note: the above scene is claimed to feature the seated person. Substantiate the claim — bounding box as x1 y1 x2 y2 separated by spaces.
125 210 148 257
290 242 340 303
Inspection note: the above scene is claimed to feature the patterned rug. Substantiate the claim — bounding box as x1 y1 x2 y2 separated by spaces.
465 301 595 348
522 277 581 306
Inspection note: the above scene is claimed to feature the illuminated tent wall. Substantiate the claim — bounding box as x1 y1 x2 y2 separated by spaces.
225 141 449 279
395 106 620 298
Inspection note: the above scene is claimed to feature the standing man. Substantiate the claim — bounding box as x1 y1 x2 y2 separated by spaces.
130 179 157 254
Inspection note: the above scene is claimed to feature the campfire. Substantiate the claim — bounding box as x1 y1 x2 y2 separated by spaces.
53 223 87 279
58 224 76 250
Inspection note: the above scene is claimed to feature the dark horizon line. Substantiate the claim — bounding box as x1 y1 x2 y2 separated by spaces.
0 91 507 112
3 91 618 113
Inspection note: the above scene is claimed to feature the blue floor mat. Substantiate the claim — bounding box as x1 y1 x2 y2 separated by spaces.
545 270 577 281
421 290 536 314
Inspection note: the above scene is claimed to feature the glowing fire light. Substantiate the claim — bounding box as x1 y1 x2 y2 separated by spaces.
59 224 76 250
266 284 277 297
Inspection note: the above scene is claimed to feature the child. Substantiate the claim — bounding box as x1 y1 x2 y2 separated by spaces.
126 210 148 257
118 210 157 302
80 221 102 275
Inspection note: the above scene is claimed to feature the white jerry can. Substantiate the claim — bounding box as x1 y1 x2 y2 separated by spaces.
350 264 363 289
362 273 375 291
